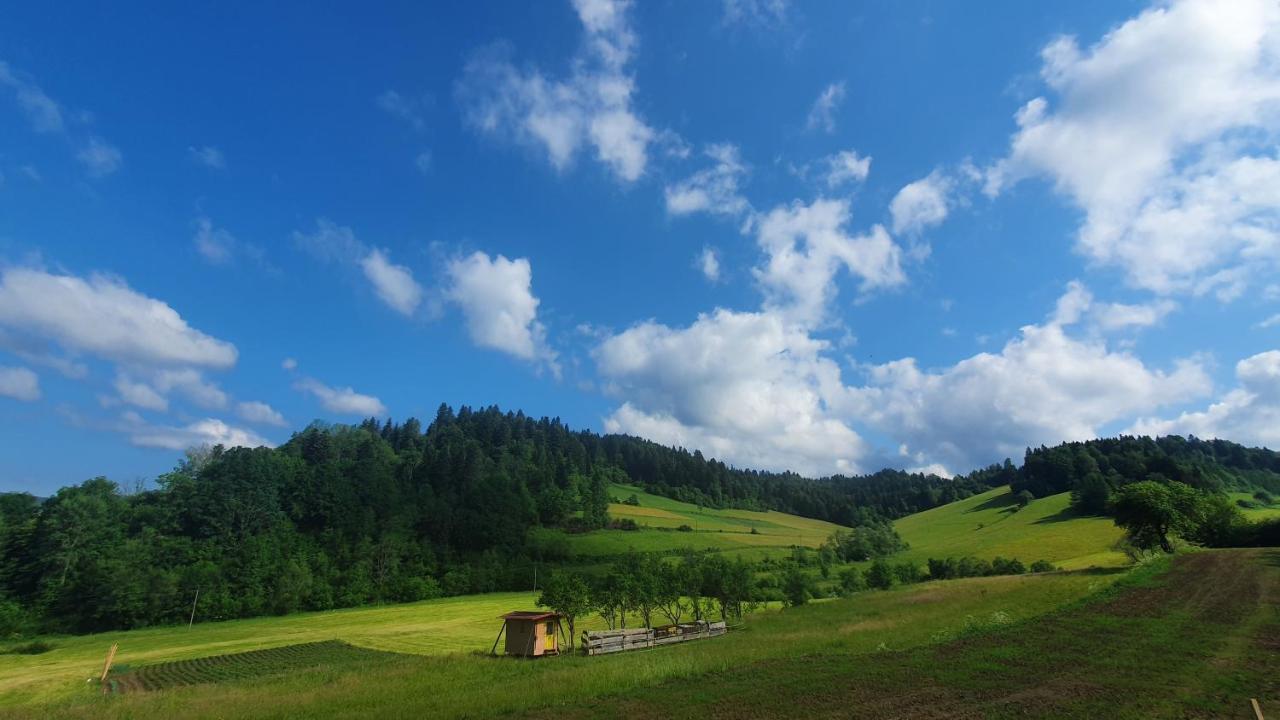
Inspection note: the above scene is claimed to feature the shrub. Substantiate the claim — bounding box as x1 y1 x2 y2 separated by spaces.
1013 490 1035 509
676 524 693 532
866 559 895 590
622 494 641 506
838 567 865 595
1254 490 1275 505
780 566 812 607
2 640 55 655
1029 560 1056 573
892 562 924 585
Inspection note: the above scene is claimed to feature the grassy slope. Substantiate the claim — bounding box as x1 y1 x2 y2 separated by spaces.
1229 491 1280 520
4 571 1117 719
893 486 1128 569
559 549 1280 720
540 483 849 560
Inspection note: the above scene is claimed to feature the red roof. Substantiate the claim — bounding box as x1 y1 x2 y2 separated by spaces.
500 611 561 621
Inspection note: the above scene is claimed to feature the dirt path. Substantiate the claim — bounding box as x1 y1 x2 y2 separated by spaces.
539 550 1279 719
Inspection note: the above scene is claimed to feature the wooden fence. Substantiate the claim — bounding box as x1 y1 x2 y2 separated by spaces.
582 620 727 656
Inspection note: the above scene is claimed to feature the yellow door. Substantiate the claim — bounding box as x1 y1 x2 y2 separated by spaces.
544 622 556 652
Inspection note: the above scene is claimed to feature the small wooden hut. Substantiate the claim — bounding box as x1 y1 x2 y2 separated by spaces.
491 611 565 657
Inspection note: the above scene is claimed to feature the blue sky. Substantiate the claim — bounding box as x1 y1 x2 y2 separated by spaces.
2 0 1279 494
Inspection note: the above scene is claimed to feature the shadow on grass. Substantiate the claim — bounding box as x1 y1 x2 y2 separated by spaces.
1032 507 1097 525
966 492 1017 514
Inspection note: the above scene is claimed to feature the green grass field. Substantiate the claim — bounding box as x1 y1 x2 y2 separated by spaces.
1229 491 1280 520
535 483 850 562
892 486 1128 569
1 484 1203 718
0 569 1121 718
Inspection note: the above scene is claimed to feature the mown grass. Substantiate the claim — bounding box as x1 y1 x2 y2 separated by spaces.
0 570 1117 719
892 487 1128 569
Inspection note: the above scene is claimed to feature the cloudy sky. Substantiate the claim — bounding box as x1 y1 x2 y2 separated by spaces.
2 0 1279 494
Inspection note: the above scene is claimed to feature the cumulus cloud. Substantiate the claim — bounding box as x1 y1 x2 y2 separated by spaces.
753 198 905 325
458 0 654 182
987 0 1280 296
360 248 424 316
805 82 845 133
294 219 424 317
890 171 952 235
596 308 868 476
1129 349 1280 448
295 377 387 416
846 289 1212 472
446 251 558 373
113 374 169 412
122 413 271 451
237 400 287 427
193 216 235 264
0 366 39 402
0 267 237 368
664 144 751 219
77 136 122 178
823 150 872 188
188 145 225 169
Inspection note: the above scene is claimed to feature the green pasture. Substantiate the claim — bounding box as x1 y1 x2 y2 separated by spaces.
0 568 1119 719
892 487 1128 569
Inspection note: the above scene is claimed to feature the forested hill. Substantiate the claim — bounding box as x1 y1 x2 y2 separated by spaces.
1 404 1278 634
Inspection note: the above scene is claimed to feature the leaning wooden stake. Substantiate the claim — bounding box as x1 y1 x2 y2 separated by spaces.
1252 698 1264 720
188 588 200 629
489 620 507 656
99 643 118 693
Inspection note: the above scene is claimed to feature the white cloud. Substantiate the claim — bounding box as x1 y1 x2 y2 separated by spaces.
987 0 1280 296
458 0 654 182
113 374 169 412
1129 349 1280 448
846 290 1212 471
446 251 558 373
823 150 872 188
1049 280 1178 332
753 198 905 325
1259 313 1280 329
596 308 868 476
0 61 63 133
890 171 952 235
415 151 432 174
0 366 39 402
281 357 298 371
805 82 845 133
295 377 387 416
237 400 287 427
698 246 721 282
295 219 423 316
0 267 237 368
188 145 225 169
664 144 751 219
77 136 122 178
360 248 424 316
123 414 271 451
151 368 228 410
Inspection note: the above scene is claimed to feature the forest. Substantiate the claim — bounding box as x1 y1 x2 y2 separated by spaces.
1 404 1277 635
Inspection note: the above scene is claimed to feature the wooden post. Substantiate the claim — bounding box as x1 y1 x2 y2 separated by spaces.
99 643 118 692
489 620 507 656
1252 698 1264 720
188 588 200 629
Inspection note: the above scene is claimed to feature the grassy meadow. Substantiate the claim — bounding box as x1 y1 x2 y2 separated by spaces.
534 483 849 562
0 483 1147 718
0 568 1121 718
892 486 1128 569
